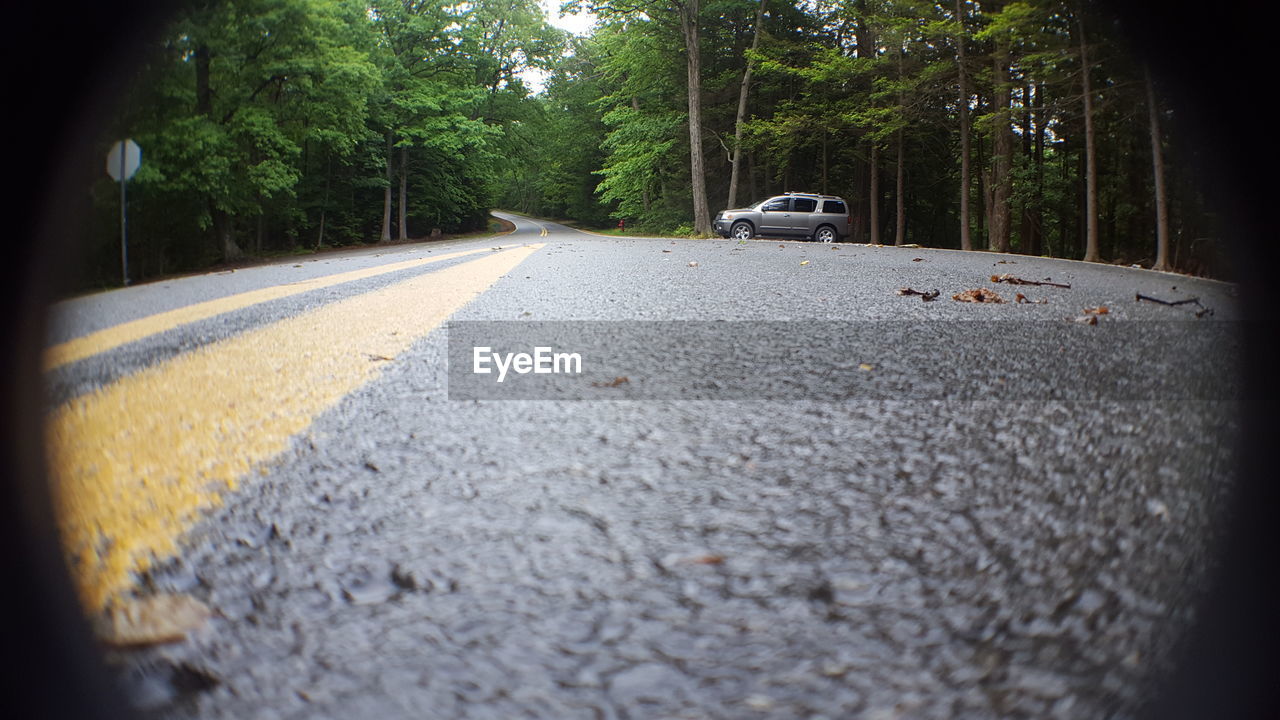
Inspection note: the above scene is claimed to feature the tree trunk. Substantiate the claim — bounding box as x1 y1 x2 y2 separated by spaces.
197 43 242 261
895 129 905 246
1030 82 1045 256
727 0 766 210
1078 11 1100 262
955 0 972 251
1146 65 1171 271
398 145 408 241
821 130 829 195
212 203 242 261
869 142 880 245
988 35 1013 253
679 0 712 234
317 153 331 249
381 133 393 243
195 45 212 116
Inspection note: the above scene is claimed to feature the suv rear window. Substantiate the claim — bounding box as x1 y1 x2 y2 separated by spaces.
823 200 847 214
793 198 818 212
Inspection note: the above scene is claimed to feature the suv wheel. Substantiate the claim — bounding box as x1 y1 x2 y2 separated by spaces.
815 225 837 243
731 221 754 241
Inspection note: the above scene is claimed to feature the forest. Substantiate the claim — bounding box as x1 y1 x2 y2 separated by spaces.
79 0 1226 287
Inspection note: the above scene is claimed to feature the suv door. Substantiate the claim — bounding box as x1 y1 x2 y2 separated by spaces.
790 196 819 236
758 197 792 235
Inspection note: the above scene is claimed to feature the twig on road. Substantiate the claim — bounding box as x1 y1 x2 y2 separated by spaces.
1135 292 1214 317
896 287 940 301
991 274 1071 288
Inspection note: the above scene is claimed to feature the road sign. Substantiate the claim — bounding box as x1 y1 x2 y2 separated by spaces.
107 139 141 182
107 139 141 285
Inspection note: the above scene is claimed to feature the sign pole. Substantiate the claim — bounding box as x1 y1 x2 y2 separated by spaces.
120 149 129 286
107 139 139 286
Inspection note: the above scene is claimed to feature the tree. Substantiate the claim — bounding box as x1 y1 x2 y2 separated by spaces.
727 0 767 210
571 0 713 233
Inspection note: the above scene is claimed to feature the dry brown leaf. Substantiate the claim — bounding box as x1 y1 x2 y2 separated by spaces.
912 257 924 262
1015 293 1047 305
687 261 699 267
952 288 1006 304
686 554 725 565
1070 315 1099 326
1083 306 1109 315
858 363 874 371
592 376 630 388
101 594 212 647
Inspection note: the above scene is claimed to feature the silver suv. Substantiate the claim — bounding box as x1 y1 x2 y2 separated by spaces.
713 192 852 243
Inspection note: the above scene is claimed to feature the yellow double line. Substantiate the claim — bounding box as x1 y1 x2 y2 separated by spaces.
47 244 543 611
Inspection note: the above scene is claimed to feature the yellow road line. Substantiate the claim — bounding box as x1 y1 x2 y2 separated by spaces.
48 243 543 612
44 246 497 372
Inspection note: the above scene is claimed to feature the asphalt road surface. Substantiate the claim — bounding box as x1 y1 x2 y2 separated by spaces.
45 213 1240 719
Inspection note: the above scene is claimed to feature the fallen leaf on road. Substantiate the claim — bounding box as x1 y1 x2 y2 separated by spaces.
896 287 939 301
1083 306 1109 315
686 554 725 565
100 594 212 647
592 376 630 388
800 260 810 266
662 249 671 253
912 257 924 262
858 363 874 371
1070 315 1099 325
953 288 1005 303
687 261 699 267
991 274 1071 288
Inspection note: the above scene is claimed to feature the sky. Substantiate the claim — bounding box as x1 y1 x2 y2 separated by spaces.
541 0 596 35
521 0 597 94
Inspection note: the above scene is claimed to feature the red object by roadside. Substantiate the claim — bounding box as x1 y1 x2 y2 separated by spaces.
618 219 625 229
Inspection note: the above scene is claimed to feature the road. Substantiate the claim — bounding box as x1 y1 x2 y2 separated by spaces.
45 213 1240 719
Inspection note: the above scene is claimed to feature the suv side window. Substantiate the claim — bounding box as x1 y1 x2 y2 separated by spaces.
793 198 818 212
822 200 847 214
761 198 790 212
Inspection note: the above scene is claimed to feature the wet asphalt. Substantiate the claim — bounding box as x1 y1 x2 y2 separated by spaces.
51 214 1241 719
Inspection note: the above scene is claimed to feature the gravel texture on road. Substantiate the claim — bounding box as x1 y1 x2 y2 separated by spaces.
52 214 1239 719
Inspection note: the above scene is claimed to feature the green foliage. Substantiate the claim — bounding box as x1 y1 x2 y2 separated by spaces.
81 0 1219 284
